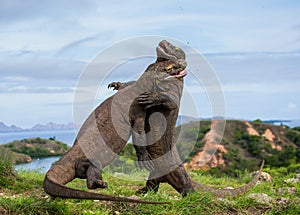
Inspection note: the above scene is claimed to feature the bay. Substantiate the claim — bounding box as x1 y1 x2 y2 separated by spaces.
15 156 61 173
0 130 76 173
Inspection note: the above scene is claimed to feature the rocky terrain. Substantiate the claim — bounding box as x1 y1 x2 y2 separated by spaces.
176 120 300 173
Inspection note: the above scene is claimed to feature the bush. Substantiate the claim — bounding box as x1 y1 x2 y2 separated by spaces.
286 130 300 147
253 119 263 124
0 149 17 187
292 126 300 132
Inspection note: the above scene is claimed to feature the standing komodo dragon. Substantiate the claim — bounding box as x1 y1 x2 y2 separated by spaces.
43 41 187 204
112 40 265 198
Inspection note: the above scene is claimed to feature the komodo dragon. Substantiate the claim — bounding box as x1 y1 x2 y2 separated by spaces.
43 41 187 204
112 40 265 198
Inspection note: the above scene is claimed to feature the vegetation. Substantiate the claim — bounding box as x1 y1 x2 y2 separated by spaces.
0 149 17 187
253 119 263 124
175 120 300 177
0 164 299 214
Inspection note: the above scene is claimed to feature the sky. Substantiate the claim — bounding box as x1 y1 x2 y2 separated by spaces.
1 0 300 128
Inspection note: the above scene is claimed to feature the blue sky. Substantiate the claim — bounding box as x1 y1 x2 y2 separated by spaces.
1 0 300 128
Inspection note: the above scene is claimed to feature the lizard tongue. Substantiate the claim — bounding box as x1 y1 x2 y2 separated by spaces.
172 69 187 78
164 70 187 80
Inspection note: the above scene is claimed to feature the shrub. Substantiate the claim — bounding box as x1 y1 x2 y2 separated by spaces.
286 130 300 147
253 119 263 124
0 149 17 187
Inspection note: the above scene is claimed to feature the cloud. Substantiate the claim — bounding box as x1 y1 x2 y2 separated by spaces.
0 0 97 23
205 52 300 83
1 0 300 126
1 0 300 56
7 86 74 94
0 54 84 80
56 34 101 56
288 103 297 110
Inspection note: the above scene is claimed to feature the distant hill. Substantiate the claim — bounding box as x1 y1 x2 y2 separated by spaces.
30 122 74 131
0 122 22 132
176 115 201 125
0 122 75 132
175 120 300 175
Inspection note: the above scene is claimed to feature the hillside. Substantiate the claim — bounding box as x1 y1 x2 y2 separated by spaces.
103 120 300 177
177 120 300 175
0 137 70 164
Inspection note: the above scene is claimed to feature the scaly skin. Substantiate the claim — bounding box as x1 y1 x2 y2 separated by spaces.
43 40 187 204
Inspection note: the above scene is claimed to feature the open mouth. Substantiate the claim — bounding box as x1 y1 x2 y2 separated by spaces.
173 69 187 78
165 69 187 79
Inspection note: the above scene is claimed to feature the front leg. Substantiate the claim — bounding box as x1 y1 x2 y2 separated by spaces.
108 81 136 91
137 92 178 110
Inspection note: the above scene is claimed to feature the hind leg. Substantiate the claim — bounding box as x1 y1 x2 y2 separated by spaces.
164 165 194 197
75 158 108 189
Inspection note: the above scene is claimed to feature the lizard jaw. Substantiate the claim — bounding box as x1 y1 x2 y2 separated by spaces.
164 69 187 80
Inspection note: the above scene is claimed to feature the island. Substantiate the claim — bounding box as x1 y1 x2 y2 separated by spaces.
0 137 70 164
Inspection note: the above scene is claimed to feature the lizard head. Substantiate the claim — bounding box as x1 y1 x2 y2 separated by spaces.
156 40 186 62
155 40 187 80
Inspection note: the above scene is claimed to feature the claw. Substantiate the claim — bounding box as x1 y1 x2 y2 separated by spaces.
108 82 121 91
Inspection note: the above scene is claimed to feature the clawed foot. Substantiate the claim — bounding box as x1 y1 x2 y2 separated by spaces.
108 82 122 91
135 186 148 195
87 179 108 189
135 184 159 195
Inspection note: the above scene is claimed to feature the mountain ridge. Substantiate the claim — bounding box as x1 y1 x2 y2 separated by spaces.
0 122 75 132
0 116 299 133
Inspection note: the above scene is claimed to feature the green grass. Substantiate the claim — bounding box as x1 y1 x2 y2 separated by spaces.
0 149 17 187
0 168 299 215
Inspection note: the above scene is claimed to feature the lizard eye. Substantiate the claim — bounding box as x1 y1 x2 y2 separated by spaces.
173 65 179 70
164 65 173 72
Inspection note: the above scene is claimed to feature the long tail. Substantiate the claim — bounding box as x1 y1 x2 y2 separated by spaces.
43 175 169 204
191 160 265 198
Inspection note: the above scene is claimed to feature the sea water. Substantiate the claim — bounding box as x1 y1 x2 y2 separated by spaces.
0 130 76 173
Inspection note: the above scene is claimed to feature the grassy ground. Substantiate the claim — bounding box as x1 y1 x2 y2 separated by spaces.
0 168 299 215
